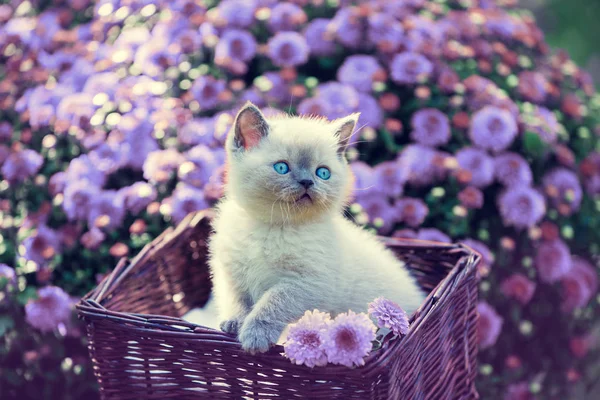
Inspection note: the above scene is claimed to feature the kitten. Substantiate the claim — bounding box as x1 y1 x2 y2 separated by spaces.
208 102 426 353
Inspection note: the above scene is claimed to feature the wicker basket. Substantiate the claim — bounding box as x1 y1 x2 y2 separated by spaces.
77 210 481 400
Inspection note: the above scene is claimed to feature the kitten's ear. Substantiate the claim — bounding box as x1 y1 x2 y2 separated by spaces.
230 102 269 151
333 113 359 155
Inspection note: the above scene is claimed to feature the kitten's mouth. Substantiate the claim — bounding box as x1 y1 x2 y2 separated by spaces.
296 193 313 205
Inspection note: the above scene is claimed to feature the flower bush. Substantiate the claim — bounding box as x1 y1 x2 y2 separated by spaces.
1 0 599 399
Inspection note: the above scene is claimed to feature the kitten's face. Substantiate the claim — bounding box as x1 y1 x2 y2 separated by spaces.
224 103 357 224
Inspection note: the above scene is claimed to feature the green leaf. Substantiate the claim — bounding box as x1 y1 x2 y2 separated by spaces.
16 286 38 305
0 315 15 336
523 131 547 158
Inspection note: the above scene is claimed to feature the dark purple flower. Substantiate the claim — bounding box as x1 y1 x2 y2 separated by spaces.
372 161 407 198
1 149 43 183
179 145 221 188
395 197 429 228
398 144 448 187
121 182 157 215
304 18 337 56
456 147 495 188
168 185 210 224
298 97 333 118
458 186 484 209
535 239 572 283
368 297 410 336
81 228 106 251
315 82 359 120
62 181 100 221
178 118 217 147
284 310 330 368
494 152 533 187
518 71 548 103
356 94 384 130
25 286 72 333
410 108 451 147
470 106 518 153
356 194 397 233
0 122 12 141
330 8 364 49
521 106 559 144
65 155 106 187
390 52 433 85
501 274 537 305
267 31 309 67
215 29 257 69
322 311 376 367
504 382 534 400
21 225 61 267
143 149 185 184
216 0 256 28
477 301 503 350
368 13 404 52
416 229 452 243
542 168 583 215
560 258 598 312
87 191 126 231
337 55 382 93
268 2 306 32
190 76 227 111
498 187 546 229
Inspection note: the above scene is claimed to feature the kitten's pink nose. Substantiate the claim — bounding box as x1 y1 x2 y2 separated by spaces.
298 179 314 189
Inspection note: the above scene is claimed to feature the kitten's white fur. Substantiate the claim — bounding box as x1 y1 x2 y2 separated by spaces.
209 103 426 353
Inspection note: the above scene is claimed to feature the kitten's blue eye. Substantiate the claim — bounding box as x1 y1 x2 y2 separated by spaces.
316 167 331 180
273 162 290 174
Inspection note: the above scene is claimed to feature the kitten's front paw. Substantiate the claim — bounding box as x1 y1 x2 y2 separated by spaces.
238 319 282 354
219 319 241 335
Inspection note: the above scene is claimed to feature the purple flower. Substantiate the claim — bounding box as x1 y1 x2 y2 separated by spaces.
469 106 518 153
168 185 209 224
215 29 257 72
143 149 185 184
559 258 598 312
322 311 376 367
395 197 429 228
518 71 548 103
62 180 100 221
392 229 418 239
501 274 536 305
522 106 559 144
542 168 583 215
398 145 448 187
368 297 410 336
87 191 126 231
315 82 360 120
535 239 572 283
330 8 364 49
297 97 333 118
204 166 226 201
56 93 96 127
190 76 226 111
337 55 382 93
356 94 384 130
284 310 330 368
368 13 404 52
0 145 10 167
372 161 407 198
88 142 129 175
350 161 375 198
356 194 397 233
267 31 309 67
304 18 337 56
1 149 43 183
494 152 533 187
260 72 291 105
21 225 60 267
0 122 12 141
458 186 484 209
498 187 546 229
504 382 534 400
477 301 503 350
25 286 73 333
65 155 106 187
456 147 495 188
178 118 217 147
416 228 452 243
410 108 451 147
179 145 221 188
216 0 256 28
268 2 306 32
390 52 433 85
121 182 157 215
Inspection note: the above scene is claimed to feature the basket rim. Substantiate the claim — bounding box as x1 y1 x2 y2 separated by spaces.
76 210 481 371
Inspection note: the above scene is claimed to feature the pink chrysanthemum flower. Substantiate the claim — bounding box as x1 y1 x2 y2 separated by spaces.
284 310 330 368
368 297 410 336
322 311 377 367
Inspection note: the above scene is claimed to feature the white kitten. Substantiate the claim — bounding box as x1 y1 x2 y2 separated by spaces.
208 102 426 353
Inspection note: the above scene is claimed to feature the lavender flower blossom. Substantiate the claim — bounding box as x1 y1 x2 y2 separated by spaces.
322 311 376 367
368 297 410 336
349 161 375 200
456 147 495 188
372 160 408 198
535 239 572 283
1 149 43 183
501 274 537 305
178 118 217 147
298 97 333 118
337 55 382 93
121 182 157 215
215 29 257 68
190 76 227 111
87 191 126 231
477 301 503 350
395 197 429 228
398 145 448 187
368 13 405 52
315 82 360 120
330 8 363 49
410 108 451 147
560 258 598 312
268 2 306 33
179 145 221 188
494 152 533 187
498 187 546 229
143 149 185 184
216 0 257 28
284 310 330 368
356 194 397 233
25 286 73 333
518 71 548 104
390 52 433 85
267 32 309 68
65 155 106 187
168 185 210 224
469 106 518 153
21 225 61 267
62 181 100 222
458 186 484 209
542 168 583 215
303 18 337 57
522 106 559 144
356 94 384 129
